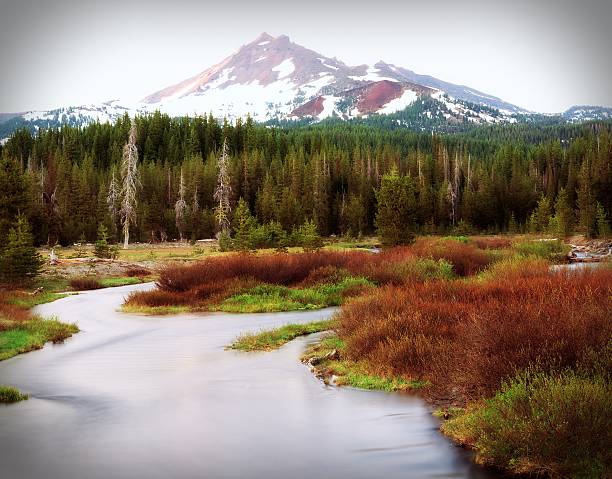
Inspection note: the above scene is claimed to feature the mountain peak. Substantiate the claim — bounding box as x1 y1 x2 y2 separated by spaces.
252 32 275 44
139 33 527 121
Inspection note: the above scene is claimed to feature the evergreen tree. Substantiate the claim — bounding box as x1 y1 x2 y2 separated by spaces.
595 202 610 238
577 159 596 237
232 198 255 251
553 188 574 237
375 167 417 245
94 224 111 259
0 214 43 284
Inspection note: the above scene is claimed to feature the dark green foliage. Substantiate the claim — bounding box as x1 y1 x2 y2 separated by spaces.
595 202 610 238
0 215 43 285
375 168 417 245
94 224 111 258
1 115 611 244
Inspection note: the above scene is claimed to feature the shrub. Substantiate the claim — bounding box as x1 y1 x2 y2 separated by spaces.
471 237 511 250
410 237 493 276
443 368 612 478
125 267 151 277
337 267 612 400
70 277 102 290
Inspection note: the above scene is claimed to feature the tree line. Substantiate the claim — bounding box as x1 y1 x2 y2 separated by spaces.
0 111 610 248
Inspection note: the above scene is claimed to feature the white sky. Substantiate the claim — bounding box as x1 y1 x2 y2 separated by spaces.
1 0 611 114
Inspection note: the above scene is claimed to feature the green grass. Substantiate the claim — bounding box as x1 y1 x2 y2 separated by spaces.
0 317 79 361
441 369 611 478
0 386 28 404
120 304 191 315
229 320 333 351
7 292 69 309
513 238 570 261
219 277 374 313
301 335 426 392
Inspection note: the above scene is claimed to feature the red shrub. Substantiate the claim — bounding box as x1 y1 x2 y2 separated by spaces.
70 277 102 290
338 267 612 401
410 238 493 276
125 267 151 277
471 237 511 250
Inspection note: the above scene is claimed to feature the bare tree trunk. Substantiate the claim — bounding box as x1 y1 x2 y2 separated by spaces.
121 122 139 249
214 138 232 236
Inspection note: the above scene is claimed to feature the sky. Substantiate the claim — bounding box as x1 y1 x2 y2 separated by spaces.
0 0 611 114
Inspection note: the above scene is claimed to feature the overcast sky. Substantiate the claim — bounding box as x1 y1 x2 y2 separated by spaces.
1 0 611 114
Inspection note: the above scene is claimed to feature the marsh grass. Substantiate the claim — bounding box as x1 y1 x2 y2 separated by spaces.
229 320 333 351
0 316 79 360
0 385 28 404
219 277 374 313
442 368 612 478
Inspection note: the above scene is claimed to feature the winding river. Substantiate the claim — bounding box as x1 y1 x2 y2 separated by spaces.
0 283 496 479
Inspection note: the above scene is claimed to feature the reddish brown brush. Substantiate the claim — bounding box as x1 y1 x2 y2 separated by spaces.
125 267 151 277
410 238 493 276
338 266 612 402
69 277 102 290
0 291 31 329
471 237 512 250
155 251 380 293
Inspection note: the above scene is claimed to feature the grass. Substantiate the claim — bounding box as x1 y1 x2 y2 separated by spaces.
229 320 333 351
513 238 570 261
0 385 28 404
218 277 374 313
6 291 69 308
0 316 79 361
442 367 611 478
301 335 426 392
120 304 191 315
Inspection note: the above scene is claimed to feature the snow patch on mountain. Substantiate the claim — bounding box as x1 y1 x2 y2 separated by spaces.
378 90 418 114
272 58 295 78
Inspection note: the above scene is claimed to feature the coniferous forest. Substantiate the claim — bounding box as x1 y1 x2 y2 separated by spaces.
1 111 611 247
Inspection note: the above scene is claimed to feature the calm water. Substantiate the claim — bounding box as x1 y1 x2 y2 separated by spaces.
0 284 496 479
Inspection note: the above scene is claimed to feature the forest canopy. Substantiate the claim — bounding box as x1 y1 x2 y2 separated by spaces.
1 111 610 246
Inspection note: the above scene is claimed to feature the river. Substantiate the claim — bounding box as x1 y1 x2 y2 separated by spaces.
0 283 496 479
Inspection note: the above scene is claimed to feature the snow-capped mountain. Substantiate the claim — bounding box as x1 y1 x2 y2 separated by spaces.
140 32 523 123
2 32 612 139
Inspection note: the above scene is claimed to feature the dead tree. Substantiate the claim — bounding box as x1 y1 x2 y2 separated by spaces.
214 138 232 236
175 168 187 241
120 122 140 249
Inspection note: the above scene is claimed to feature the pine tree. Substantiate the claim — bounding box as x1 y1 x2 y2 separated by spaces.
533 195 552 233
94 224 111 259
375 167 417 245
232 198 255 251
0 214 43 284
553 188 574 237
577 159 596 237
595 202 610 238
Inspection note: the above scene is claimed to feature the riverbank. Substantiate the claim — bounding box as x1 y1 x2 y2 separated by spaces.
0 285 489 479
223 253 611 477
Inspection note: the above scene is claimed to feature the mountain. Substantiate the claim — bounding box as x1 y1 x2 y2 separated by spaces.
140 32 524 123
2 33 611 140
